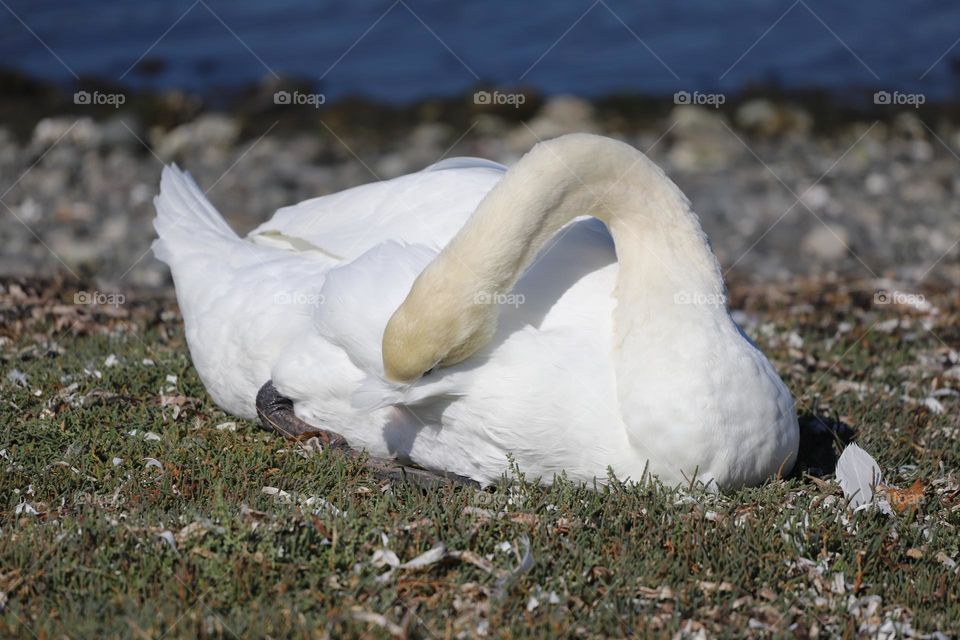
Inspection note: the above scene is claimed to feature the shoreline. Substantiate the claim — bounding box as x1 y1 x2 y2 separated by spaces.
2 67 959 141
1 68 958 290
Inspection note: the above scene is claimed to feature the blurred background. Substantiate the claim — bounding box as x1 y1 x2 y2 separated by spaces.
1 0 958 289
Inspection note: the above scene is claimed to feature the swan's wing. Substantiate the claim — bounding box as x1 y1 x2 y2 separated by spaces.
247 160 504 260
271 238 466 421
312 240 438 375
340 219 617 411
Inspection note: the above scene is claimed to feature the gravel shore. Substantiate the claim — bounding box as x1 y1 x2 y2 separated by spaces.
2 89 958 290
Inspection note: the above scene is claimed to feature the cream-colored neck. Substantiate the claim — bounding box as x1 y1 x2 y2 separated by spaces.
383 134 728 383
430 134 725 318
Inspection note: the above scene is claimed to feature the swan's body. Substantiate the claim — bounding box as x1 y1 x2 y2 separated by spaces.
153 134 798 489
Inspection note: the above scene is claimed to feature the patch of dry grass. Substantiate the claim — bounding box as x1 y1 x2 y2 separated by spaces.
1 276 958 638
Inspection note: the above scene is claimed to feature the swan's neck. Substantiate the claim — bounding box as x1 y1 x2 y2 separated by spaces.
383 134 728 384
432 134 726 330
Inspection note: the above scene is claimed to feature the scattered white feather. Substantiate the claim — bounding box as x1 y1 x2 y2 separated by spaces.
157 530 178 553
261 486 291 500
14 501 38 516
371 549 400 569
922 397 945 414
836 444 882 509
399 543 446 569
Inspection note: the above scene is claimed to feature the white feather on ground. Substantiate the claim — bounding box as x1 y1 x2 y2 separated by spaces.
835 444 883 509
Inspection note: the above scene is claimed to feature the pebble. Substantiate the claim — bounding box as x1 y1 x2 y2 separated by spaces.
154 113 239 160
801 184 830 210
667 106 741 170
735 99 812 137
506 95 597 151
801 224 850 262
32 117 102 149
865 173 889 195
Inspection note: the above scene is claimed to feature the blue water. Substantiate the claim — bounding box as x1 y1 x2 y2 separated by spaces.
2 0 959 103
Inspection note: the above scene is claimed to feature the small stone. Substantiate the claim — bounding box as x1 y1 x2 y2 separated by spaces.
408 122 451 149
892 112 924 138
735 99 811 136
671 105 727 137
909 140 933 163
155 113 240 160
865 173 889 195
735 99 778 133
507 95 596 151
801 184 830 210
801 224 850 261
32 117 102 148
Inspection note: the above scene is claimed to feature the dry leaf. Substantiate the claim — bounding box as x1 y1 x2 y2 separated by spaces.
886 479 924 513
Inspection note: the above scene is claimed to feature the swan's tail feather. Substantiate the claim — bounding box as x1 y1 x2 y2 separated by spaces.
151 165 326 420
152 164 239 265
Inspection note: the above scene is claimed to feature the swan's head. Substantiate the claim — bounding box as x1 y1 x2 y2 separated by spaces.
382 267 498 383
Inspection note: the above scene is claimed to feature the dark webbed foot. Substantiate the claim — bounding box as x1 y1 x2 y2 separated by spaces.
255 380 479 489
791 414 855 479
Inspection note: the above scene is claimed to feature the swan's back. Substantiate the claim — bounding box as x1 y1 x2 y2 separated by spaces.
247 158 506 260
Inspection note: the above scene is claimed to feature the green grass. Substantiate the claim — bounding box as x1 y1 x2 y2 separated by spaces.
1 277 958 638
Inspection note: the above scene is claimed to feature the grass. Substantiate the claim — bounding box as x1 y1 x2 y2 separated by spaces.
1 276 958 638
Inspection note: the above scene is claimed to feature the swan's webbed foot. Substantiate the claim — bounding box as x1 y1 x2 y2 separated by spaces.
791 414 855 479
255 380 479 490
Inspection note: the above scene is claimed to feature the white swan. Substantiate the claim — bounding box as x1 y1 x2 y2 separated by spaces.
153 133 799 490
